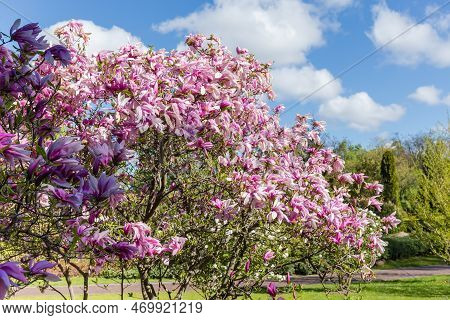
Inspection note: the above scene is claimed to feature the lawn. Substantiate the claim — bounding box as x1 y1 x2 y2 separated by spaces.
374 256 447 270
13 275 450 300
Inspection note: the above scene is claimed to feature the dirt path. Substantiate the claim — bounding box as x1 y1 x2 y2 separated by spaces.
12 265 450 298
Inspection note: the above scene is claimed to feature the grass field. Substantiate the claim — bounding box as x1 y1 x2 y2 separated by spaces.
13 275 450 300
374 256 446 270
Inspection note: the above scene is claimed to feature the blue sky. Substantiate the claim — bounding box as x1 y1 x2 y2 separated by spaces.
1 0 448 146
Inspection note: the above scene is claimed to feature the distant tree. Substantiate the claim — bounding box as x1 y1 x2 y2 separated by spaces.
380 150 400 212
332 139 381 180
411 139 450 262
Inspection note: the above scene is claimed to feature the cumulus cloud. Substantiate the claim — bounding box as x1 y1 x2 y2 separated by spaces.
408 85 442 105
271 65 342 102
319 92 405 131
155 0 324 65
409 85 450 106
368 3 450 67
46 20 143 56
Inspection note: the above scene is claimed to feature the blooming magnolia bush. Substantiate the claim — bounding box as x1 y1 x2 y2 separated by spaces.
0 20 400 300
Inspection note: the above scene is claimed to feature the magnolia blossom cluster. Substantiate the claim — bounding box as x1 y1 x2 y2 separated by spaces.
63 219 186 272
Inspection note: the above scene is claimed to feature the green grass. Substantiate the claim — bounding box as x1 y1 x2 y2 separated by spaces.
375 256 447 270
13 275 450 300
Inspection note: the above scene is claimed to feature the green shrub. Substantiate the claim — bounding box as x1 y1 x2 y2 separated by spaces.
99 267 140 279
382 236 429 260
293 262 315 275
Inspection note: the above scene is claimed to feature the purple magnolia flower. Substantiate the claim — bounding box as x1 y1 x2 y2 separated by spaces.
111 140 133 164
47 186 83 209
113 242 138 260
50 163 88 187
28 72 52 90
46 137 84 163
29 261 60 282
44 45 71 66
0 132 31 165
83 173 122 202
267 282 277 299
10 20 48 51
27 155 44 177
89 143 113 174
89 140 132 174
0 46 13 73
245 259 251 273
0 262 27 300
31 99 49 120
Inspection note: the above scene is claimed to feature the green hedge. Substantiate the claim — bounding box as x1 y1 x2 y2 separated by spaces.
382 236 429 260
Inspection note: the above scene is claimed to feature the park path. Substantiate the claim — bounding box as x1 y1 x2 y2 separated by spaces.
12 265 450 298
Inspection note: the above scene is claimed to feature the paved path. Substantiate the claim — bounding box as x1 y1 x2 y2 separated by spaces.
12 265 450 298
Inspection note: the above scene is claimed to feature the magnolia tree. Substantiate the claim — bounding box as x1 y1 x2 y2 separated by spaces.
0 20 172 300
0 20 400 300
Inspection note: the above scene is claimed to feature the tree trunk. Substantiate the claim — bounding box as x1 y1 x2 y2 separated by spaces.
58 263 74 300
69 261 90 300
137 263 156 300
120 260 125 300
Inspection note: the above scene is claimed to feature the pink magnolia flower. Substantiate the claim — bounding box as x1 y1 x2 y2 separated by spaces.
263 250 275 262
368 196 382 212
381 212 401 232
187 138 213 151
164 236 187 256
236 46 248 54
338 173 354 184
124 222 151 242
365 182 384 194
351 173 367 184
332 232 343 244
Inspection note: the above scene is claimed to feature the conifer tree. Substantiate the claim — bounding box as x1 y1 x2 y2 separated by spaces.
380 150 400 207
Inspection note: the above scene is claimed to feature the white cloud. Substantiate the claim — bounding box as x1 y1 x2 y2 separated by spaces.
368 3 450 67
320 0 354 9
155 0 324 65
425 4 450 31
409 85 450 106
319 92 405 131
271 65 342 102
46 20 143 56
408 85 442 105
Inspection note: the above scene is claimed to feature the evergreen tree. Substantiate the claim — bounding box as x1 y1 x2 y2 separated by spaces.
411 139 450 262
380 150 400 207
